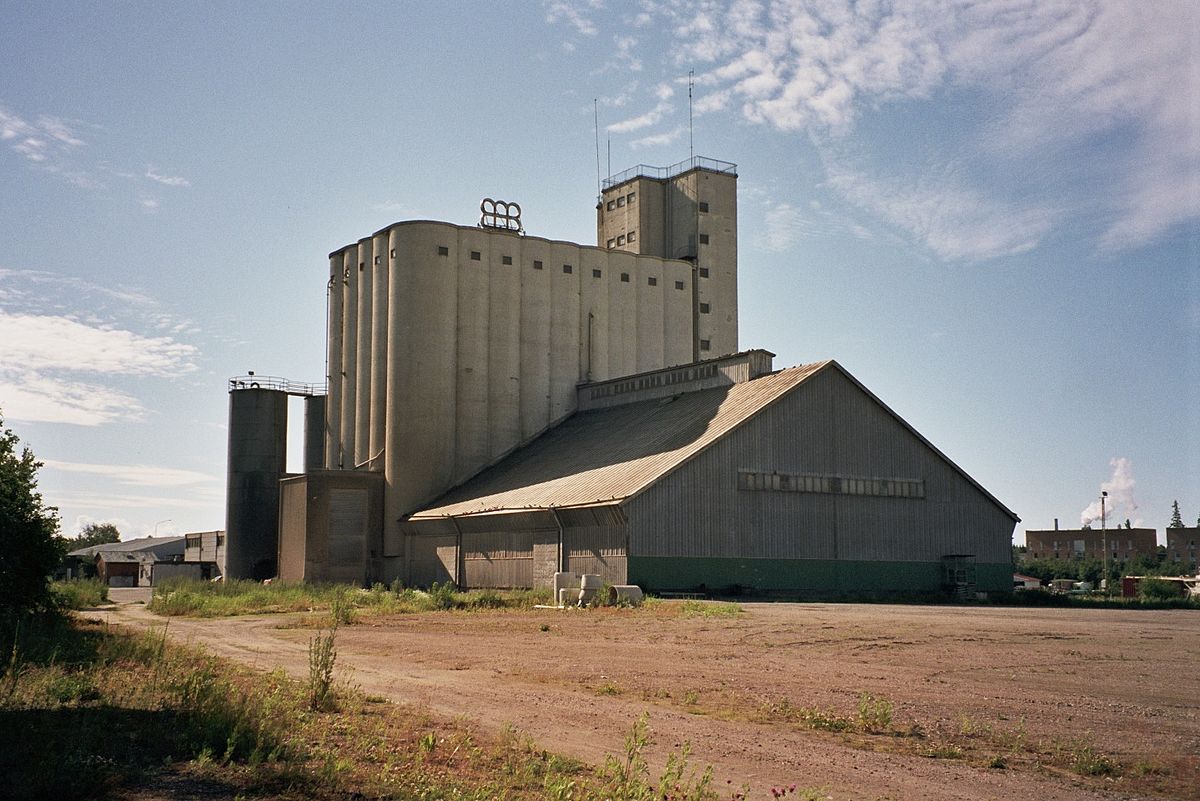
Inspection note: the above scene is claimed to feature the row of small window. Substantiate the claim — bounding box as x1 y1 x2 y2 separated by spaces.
737 471 926 498
595 363 723 397
1043 540 1142 551
184 534 225 547
1041 552 1139 560
605 191 636 211
431 246 714 284
359 230 709 265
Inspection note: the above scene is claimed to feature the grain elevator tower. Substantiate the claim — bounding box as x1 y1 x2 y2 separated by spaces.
596 157 738 360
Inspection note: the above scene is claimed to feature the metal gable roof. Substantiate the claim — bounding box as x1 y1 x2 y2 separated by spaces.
409 361 830 519
67 535 185 559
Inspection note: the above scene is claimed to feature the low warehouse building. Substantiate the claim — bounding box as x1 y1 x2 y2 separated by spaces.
400 350 1017 596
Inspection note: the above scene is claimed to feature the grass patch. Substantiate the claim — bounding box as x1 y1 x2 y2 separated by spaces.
50 578 109 610
149 577 551 619
679 600 743 618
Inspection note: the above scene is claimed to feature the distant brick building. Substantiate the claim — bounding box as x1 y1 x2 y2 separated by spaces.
1166 527 1199 568
1025 527 1156 562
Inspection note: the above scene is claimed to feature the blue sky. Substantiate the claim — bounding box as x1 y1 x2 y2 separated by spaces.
1 0 1196 543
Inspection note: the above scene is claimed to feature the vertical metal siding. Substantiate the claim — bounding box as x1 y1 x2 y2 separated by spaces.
564 524 627 584
628 368 1014 565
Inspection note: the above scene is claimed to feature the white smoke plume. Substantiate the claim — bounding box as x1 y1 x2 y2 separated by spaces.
1080 457 1139 528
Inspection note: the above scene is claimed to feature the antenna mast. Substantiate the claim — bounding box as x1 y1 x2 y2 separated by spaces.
688 69 695 160
594 99 601 203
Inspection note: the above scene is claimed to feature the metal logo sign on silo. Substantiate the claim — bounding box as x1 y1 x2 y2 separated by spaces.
480 198 522 233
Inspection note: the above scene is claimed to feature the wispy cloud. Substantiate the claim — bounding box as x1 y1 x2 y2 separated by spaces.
44 459 219 489
824 161 1057 261
0 107 88 161
0 269 199 426
544 0 602 37
607 98 673 134
145 165 190 187
2 101 193 208
763 199 874 252
630 126 685 149
553 1 1200 258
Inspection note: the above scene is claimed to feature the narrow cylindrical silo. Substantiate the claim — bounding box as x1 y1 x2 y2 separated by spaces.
225 387 288 580
340 244 359 468
384 225 410 577
354 238 373 467
303 394 326 472
369 230 389 468
454 226 490 479
325 252 344 468
487 230 521 460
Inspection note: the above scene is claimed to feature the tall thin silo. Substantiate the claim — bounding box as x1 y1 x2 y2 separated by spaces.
225 385 288 580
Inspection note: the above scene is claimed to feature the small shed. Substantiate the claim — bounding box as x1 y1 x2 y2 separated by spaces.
1012 573 1041 591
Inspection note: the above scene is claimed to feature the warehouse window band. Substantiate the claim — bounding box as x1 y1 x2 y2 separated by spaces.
738 471 926 499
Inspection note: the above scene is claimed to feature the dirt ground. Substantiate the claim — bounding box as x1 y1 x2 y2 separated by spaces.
92 600 1199 801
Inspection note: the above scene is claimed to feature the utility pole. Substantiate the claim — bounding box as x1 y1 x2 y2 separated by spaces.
1101 491 1108 596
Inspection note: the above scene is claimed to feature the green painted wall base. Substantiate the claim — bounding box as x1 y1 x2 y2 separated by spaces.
629 556 1012 595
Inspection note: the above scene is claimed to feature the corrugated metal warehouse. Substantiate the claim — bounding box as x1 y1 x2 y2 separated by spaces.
401 351 1017 595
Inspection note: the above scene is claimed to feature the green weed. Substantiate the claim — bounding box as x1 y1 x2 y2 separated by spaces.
307 626 337 711
1070 745 1119 777
600 713 715 801
856 692 893 733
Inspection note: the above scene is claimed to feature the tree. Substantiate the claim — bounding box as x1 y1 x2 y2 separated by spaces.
1169 500 1184 529
66 522 121 550
0 412 62 613
1138 577 1181 602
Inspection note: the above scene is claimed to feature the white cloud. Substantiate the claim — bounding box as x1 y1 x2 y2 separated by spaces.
145 165 190 187
0 372 145 426
608 99 673 134
0 105 87 167
544 0 602 37
0 269 199 426
0 312 197 375
631 126 685 148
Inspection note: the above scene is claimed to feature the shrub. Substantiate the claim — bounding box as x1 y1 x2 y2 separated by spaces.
51 578 108 610
307 626 337 711
425 581 458 610
1138 577 1181 602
